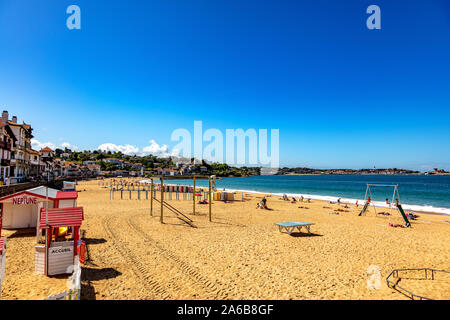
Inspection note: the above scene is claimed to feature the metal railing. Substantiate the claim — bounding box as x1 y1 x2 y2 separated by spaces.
386 268 450 300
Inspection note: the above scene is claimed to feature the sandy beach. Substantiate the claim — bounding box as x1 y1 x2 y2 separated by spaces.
1 178 449 300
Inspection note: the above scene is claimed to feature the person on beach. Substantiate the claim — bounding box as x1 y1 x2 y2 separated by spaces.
356 200 359 207
291 197 296 203
256 197 268 209
300 196 304 202
337 198 341 205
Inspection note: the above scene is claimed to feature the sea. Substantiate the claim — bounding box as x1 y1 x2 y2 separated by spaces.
142 174 450 215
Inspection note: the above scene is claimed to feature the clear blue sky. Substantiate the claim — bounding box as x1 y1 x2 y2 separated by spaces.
1 0 449 170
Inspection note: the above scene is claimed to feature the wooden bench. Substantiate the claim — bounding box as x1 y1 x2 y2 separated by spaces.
274 221 314 235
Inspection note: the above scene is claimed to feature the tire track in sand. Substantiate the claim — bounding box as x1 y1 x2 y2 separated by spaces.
127 215 229 299
102 215 177 299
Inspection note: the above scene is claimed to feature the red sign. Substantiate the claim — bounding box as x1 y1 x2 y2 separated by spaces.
12 196 37 205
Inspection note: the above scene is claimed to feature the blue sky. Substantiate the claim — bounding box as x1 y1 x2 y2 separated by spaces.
0 0 449 170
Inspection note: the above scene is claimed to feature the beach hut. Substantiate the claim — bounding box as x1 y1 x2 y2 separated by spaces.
0 237 6 298
0 186 78 229
35 207 84 276
62 181 77 191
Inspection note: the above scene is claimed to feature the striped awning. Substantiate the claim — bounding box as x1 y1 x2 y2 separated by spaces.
39 207 84 228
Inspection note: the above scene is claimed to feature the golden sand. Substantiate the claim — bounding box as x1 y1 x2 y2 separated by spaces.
1 178 449 300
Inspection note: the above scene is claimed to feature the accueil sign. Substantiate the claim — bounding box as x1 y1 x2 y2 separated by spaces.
50 247 72 255
12 196 37 205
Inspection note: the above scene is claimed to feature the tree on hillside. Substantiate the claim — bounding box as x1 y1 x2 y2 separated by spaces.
55 148 64 157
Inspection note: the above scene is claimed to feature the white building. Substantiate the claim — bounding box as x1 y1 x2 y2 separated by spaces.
7 113 33 183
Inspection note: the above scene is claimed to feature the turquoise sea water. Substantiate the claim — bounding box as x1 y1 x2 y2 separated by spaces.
153 175 450 214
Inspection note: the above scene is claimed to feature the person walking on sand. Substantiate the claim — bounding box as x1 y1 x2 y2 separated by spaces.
356 200 359 207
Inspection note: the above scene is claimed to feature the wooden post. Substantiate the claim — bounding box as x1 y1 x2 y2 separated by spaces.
193 176 196 216
160 177 164 223
209 177 212 222
44 228 48 276
150 179 154 216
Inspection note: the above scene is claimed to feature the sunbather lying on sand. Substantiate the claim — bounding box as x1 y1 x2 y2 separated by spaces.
389 223 406 228
406 212 418 220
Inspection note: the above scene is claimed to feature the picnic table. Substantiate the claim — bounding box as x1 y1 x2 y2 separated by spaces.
274 221 314 235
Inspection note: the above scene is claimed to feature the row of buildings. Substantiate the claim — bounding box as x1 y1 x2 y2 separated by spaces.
0 110 35 184
0 110 102 185
0 108 210 183
100 159 208 177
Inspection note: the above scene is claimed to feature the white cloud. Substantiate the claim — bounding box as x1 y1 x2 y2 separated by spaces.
97 140 179 157
31 139 80 151
33 139 179 157
61 142 79 151
31 139 56 150
142 140 180 157
141 140 170 157
97 143 140 155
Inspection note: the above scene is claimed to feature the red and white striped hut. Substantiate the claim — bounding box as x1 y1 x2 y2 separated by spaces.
35 207 84 276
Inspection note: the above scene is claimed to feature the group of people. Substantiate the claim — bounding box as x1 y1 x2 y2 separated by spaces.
281 194 311 203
